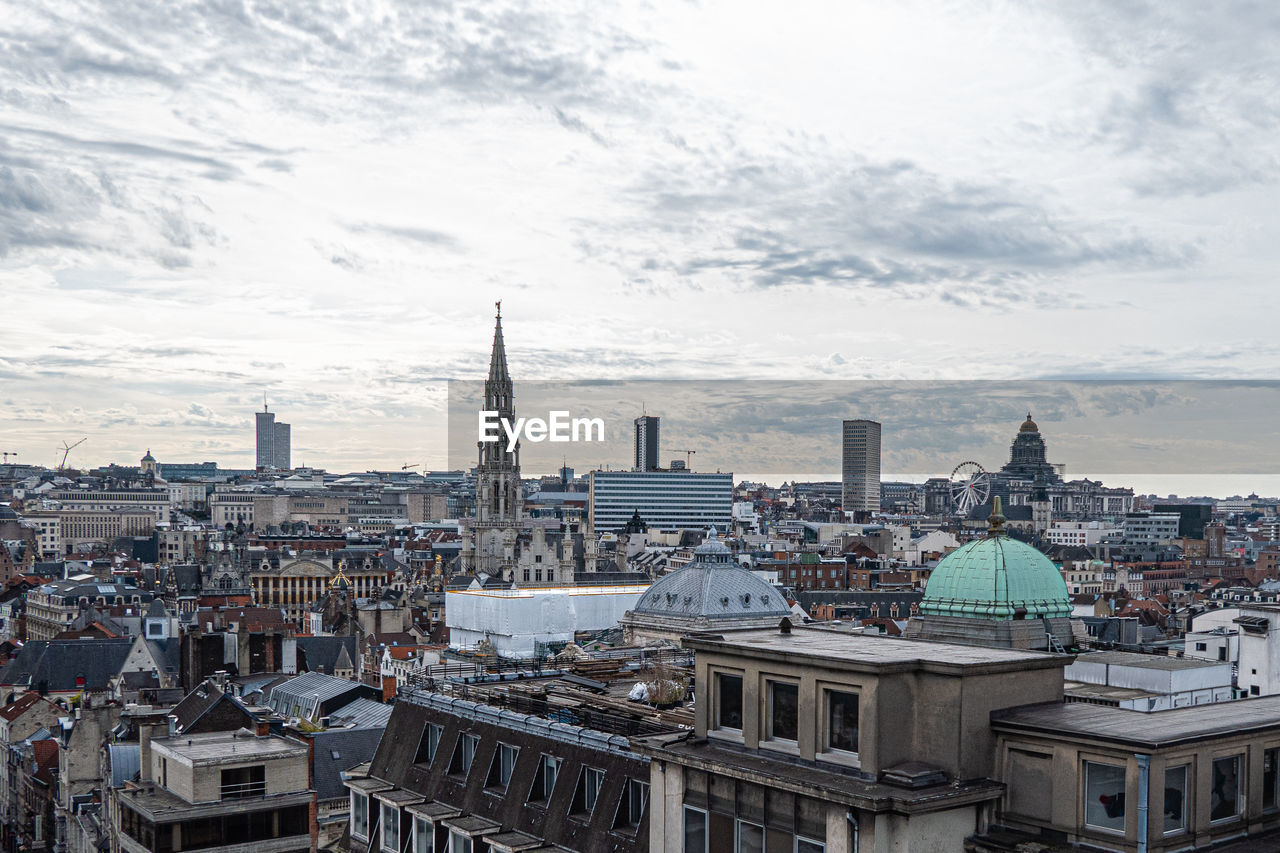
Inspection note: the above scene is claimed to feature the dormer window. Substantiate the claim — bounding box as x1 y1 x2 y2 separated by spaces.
715 673 743 731
823 690 860 757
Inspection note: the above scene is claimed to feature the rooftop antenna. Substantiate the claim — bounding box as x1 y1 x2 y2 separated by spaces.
263 391 268 413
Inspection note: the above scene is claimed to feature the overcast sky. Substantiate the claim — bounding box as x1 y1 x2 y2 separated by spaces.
2 1 1279 490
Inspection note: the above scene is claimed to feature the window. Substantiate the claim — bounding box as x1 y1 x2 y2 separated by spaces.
1083 761 1126 833
1195 642 1207 651
488 743 519 789
413 816 433 853
220 764 265 799
769 681 799 742
716 673 744 730
1212 755 1242 822
1164 765 1187 834
825 690 859 755
451 733 479 775
736 818 764 853
345 793 366 842
528 754 560 802
573 766 605 815
417 724 442 764
1266 748 1280 812
682 805 707 853
450 831 473 853
381 802 399 852
614 778 649 829
795 839 825 853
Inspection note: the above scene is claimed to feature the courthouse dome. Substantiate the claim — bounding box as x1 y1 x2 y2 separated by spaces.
921 502 1070 620
630 538 789 623
1019 413 1039 433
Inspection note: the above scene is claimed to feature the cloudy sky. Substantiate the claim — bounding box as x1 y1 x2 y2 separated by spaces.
2 1 1279 490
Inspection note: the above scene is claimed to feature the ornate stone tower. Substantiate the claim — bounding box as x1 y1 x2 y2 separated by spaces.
461 303 524 578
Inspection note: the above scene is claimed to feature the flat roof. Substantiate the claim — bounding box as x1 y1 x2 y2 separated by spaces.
993 696 1280 748
153 730 308 765
1069 651 1228 671
684 625 1068 675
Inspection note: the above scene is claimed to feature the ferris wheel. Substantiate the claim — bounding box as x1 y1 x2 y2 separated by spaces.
949 461 991 516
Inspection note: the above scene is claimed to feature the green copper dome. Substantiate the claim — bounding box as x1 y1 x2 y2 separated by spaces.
922 510 1070 620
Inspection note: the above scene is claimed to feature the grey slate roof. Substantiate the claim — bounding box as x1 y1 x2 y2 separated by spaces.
0 638 134 691
295 635 358 674
309 727 386 802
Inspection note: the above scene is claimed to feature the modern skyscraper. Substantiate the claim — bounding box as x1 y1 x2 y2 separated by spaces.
255 402 275 469
634 415 660 471
273 421 291 469
256 399 292 470
841 419 882 515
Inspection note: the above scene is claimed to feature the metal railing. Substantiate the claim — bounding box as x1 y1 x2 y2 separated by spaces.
219 780 267 799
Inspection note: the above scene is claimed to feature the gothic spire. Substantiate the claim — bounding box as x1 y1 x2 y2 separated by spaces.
485 301 513 414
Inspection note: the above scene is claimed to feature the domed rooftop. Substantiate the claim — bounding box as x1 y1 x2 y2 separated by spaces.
141 449 156 462
921 500 1070 620
1019 412 1039 433
630 537 789 623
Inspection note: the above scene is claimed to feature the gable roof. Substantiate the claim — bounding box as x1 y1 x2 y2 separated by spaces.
0 692 58 722
0 638 134 692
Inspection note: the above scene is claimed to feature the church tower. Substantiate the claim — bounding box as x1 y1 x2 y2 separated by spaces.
461 303 524 578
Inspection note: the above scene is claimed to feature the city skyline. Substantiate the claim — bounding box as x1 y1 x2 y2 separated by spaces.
4 2 1280 481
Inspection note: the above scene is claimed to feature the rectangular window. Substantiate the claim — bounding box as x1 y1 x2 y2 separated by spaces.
414 816 433 853
795 839 825 853
381 802 399 852
450 832 473 853
574 766 605 815
826 690 859 754
1164 765 1187 834
417 723 442 764
219 764 266 799
451 733 479 775
735 818 764 853
1083 761 1126 833
1265 748 1280 812
682 805 707 853
1212 755 1242 822
488 743 519 789
769 681 799 742
614 778 649 828
351 791 369 839
717 673 744 730
528 754 560 802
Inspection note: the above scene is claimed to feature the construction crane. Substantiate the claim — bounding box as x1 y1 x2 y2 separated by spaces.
1 451 16 462
401 463 419 470
57 437 87 472
671 449 696 469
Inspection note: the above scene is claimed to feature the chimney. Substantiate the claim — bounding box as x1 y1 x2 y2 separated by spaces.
140 725 153 783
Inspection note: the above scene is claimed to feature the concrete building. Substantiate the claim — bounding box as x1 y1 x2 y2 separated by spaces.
114 729 315 853
273 421 292 470
588 470 733 532
23 579 155 641
840 419 881 515
1122 511 1182 547
634 414 660 472
638 625 1068 852
1048 520 1121 547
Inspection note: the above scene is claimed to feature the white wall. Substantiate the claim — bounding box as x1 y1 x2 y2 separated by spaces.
446 585 647 657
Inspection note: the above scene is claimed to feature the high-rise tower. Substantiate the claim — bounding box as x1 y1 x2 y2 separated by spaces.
255 400 275 469
634 415 660 471
841 419 882 516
